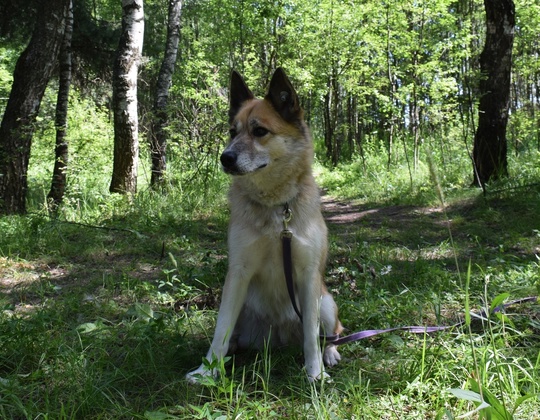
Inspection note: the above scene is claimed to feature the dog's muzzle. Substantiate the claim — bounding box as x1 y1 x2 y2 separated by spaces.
220 150 267 175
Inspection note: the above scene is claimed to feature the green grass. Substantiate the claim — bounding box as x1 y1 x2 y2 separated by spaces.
1 124 540 418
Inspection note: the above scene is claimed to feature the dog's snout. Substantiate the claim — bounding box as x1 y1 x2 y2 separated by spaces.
220 150 238 169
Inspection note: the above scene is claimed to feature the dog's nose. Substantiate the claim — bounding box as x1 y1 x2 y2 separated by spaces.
220 150 237 169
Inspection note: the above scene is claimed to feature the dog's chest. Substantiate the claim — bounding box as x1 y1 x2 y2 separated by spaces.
241 229 313 322
228 208 286 312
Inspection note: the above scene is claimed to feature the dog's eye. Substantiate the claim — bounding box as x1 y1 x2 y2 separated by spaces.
229 128 237 138
252 127 269 137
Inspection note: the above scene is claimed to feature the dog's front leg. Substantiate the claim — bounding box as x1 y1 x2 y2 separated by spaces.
185 268 250 384
299 270 326 381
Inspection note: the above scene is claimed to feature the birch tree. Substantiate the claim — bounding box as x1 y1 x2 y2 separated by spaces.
149 0 183 188
110 0 144 194
48 0 74 210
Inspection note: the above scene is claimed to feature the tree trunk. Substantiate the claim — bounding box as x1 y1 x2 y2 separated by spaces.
110 0 144 194
48 0 74 211
149 0 183 188
385 4 397 169
0 0 69 215
323 89 333 163
323 72 339 166
472 0 515 187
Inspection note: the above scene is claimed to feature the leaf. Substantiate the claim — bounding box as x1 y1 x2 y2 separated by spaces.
126 303 154 322
469 379 513 420
455 403 491 419
513 393 539 414
386 334 405 348
494 311 515 328
76 322 98 334
490 293 510 314
448 388 484 403
448 389 491 419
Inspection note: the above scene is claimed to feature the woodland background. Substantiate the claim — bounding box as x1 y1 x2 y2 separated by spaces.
0 0 539 209
0 0 539 419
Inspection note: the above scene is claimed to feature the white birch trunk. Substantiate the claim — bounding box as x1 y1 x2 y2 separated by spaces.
110 0 144 194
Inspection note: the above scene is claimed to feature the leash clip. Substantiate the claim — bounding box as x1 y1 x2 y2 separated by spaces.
281 204 293 238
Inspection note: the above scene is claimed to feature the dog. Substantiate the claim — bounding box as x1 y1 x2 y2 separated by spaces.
186 68 343 383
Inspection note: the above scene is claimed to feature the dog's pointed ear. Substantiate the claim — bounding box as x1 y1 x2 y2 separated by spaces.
229 70 254 124
265 68 302 123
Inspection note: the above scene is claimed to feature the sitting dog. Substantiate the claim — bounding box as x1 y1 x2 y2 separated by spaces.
186 68 343 383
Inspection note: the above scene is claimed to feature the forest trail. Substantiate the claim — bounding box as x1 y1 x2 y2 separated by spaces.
321 195 450 249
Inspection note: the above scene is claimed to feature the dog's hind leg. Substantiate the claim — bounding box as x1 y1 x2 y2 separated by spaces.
298 270 329 381
320 293 343 367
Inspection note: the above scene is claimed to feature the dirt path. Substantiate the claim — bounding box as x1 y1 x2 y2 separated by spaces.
321 195 451 249
322 196 380 224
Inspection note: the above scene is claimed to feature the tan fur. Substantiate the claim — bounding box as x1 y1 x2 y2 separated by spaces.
186 68 343 383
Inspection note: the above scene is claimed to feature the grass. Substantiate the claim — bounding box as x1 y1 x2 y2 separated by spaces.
1 138 539 418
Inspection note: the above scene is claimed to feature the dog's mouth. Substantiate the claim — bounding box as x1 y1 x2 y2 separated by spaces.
222 163 268 176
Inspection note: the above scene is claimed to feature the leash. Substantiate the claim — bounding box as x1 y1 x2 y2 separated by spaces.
323 295 538 345
279 204 537 345
281 203 303 320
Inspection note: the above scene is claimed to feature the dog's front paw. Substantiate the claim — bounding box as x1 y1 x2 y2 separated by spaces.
323 344 341 367
305 359 331 382
185 365 217 385
307 369 332 383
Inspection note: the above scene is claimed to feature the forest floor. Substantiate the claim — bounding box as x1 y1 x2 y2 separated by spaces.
0 188 539 419
1 192 538 314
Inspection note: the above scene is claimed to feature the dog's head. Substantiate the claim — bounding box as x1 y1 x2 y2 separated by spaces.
221 68 307 176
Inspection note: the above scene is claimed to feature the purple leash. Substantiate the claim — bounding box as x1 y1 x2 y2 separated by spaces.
323 296 538 346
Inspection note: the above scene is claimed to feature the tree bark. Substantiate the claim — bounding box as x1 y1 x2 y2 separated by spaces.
48 0 74 210
110 0 144 194
0 0 69 215
472 0 515 187
149 0 183 188
323 72 339 166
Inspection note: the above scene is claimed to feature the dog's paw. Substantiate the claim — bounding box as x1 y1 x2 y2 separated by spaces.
305 360 331 383
185 365 217 385
323 344 341 367
307 370 332 383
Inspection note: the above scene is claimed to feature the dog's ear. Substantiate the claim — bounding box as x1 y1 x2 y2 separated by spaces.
229 70 254 124
265 68 302 123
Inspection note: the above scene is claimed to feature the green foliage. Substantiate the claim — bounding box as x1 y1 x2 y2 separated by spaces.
315 137 471 205
0 43 20 115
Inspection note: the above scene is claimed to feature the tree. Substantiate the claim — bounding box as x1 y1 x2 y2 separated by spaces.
110 0 144 195
472 0 515 187
0 0 70 215
48 0 74 210
149 0 183 187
